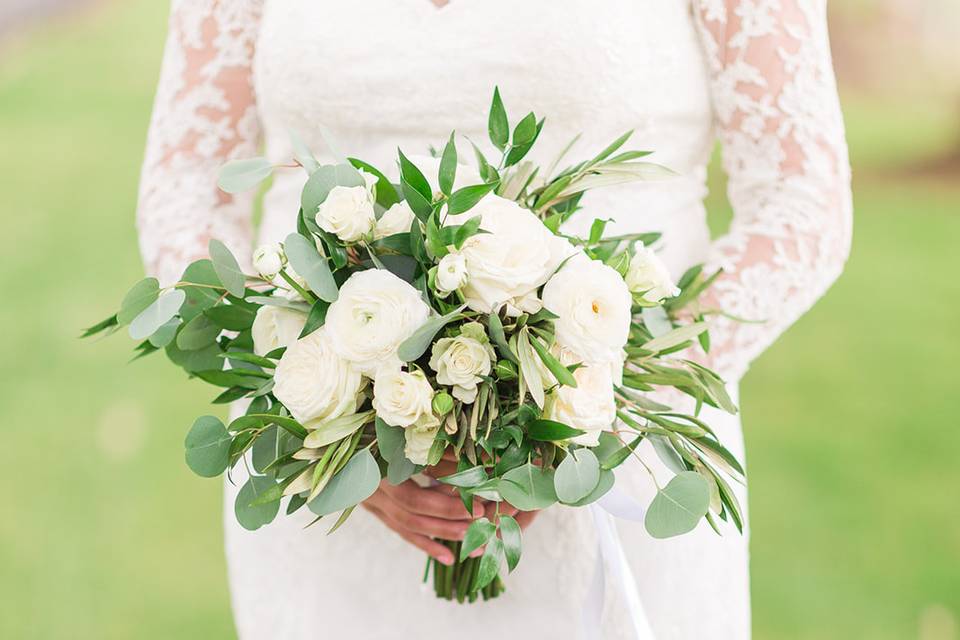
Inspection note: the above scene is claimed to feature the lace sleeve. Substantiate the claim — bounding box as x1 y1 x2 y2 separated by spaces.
136 0 264 285
692 0 853 381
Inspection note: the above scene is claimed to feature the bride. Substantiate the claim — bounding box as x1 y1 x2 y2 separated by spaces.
136 1 852 638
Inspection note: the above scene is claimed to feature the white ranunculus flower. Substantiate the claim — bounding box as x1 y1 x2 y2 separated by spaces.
273 328 363 426
428 323 494 403
251 305 306 356
252 243 286 280
372 367 435 428
445 195 576 316
542 254 632 364
435 252 468 295
625 242 680 302
325 269 432 376
374 201 415 239
404 418 441 465
315 185 376 243
544 358 618 447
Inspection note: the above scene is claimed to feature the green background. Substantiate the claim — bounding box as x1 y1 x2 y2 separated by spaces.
1 2 958 638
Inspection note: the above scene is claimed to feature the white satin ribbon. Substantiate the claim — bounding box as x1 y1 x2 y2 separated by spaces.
582 487 657 640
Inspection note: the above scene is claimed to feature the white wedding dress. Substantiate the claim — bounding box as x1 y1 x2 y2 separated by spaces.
136 1 852 638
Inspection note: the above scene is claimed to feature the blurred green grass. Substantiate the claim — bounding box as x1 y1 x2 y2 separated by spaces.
1 2 958 639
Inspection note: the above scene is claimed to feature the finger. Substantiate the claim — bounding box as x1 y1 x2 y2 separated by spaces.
381 480 482 519
422 459 459 479
483 501 518 521
362 503 455 565
515 510 539 530
388 507 472 541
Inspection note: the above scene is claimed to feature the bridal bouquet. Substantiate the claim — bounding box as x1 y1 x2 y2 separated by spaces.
85 88 744 602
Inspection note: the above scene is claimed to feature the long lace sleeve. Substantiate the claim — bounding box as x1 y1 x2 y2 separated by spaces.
692 0 853 381
136 0 264 285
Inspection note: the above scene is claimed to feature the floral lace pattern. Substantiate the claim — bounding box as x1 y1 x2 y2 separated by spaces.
136 0 264 285
693 0 853 381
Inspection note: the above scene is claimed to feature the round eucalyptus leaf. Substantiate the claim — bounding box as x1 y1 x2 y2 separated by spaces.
235 475 281 530
184 415 231 478
568 469 615 507
118 278 160 325
308 448 381 517
129 290 186 340
497 463 557 511
176 313 222 351
208 239 246 297
644 471 711 539
218 157 273 194
284 233 339 302
148 318 180 348
251 424 278 474
554 448 601 504
178 260 222 322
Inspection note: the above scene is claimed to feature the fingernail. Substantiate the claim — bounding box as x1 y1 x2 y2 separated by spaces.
469 548 483 558
439 553 454 566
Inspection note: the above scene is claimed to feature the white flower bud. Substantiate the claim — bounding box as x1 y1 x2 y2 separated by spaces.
625 242 680 303
436 252 468 296
252 243 286 279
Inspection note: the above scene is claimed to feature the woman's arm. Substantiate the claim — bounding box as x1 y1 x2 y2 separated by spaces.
137 0 264 284
692 0 854 382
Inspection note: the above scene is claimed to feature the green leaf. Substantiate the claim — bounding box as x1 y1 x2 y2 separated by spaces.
526 419 585 442
528 335 577 388
460 517 496 561
504 118 543 167
498 515 522 572
284 233 338 302
498 463 557 511
397 149 432 202
234 475 280 530
589 130 634 166
176 313 221 350
488 87 509 151
208 239 246 297
348 158 400 209
567 468 615 506
129 290 186 340
289 129 320 174
251 424 278 474
642 322 708 353
299 299 329 339
487 310 518 364
438 466 488 488
148 318 179 348
177 260 222 322
308 448 381 516
300 163 366 216
402 182 434 221
303 411 374 448
184 415 231 477
512 112 537 146
375 418 404 461
238 414 308 440
472 537 504 591
387 452 418 485
438 132 457 195
515 329 545 408
326 505 357 535
600 435 644 470
218 157 273 193
446 183 495 215
644 471 711 539
81 314 119 338
118 278 160 325
554 448 601 504
397 306 465 362
203 304 255 331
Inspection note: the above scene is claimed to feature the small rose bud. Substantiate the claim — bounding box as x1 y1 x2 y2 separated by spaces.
253 243 286 279
432 391 455 417
435 252 468 296
495 359 518 380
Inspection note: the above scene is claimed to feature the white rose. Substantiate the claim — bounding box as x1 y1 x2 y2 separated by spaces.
325 269 432 376
372 368 435 428
445 195 576 316
315 185 376 242
625 242 680 302
273 328 364 426
251 305 306 356
360 170 379 200
428 323 494 403
542 255 632 364
404 418 441 465
435 252 468 295
545 358 618 447
252 243 286 279
374 201 415 239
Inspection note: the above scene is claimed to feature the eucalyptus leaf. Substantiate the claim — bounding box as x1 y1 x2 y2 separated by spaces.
284 233 338 302
148 318 179 348
438 466 488 488
300 163 365 216
129 290 186 340
644 471 711 539
497 464 557 511
235 475 280 530
289 129 320 174
218 157 273 193
397 306 465 362
184 415 231 477
204 304 255 331
641 306 673 338
554 448 601 504
177 260 222 321
118 278 160 325
308 448 381 516
303 411 374 448
176 313 221 351
567 468 615 506
208 239 246 297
